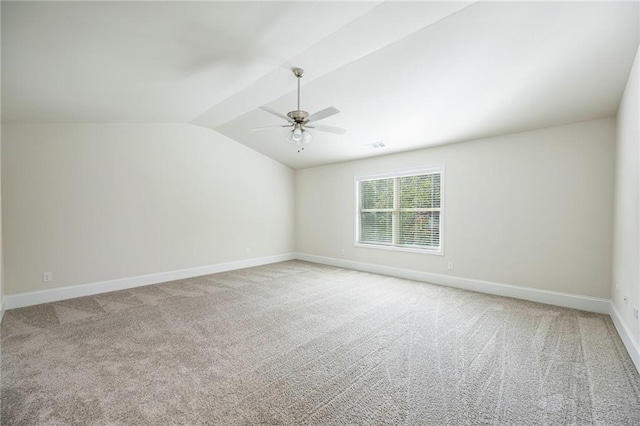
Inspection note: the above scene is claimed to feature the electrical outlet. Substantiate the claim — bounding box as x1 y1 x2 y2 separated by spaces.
340 248 345 256
634 307 638 320
42 272 53 282
624 295 629 304
447 261 454 270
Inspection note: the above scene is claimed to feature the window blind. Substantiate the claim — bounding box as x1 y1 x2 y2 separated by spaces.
357 167 442 252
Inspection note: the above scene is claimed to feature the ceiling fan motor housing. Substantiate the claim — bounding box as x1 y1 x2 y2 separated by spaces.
287 110 309 123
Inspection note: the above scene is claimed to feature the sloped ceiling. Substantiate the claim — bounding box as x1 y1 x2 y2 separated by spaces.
2 1 639 169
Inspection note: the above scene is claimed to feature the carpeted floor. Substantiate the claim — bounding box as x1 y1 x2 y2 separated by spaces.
1 260 639 425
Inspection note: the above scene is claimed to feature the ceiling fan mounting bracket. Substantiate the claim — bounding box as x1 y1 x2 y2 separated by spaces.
292 67 304 78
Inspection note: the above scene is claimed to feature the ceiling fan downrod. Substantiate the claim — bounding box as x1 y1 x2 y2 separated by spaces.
287 68 308 123
293 67 303 111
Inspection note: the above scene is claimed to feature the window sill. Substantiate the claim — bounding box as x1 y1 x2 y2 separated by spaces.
355 242 443 256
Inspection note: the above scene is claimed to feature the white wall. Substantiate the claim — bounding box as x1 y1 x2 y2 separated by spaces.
296 118 615 299
2 123 295 295
0 3 4 320
0 131 3 319
613 44 640 343
0 128 4 319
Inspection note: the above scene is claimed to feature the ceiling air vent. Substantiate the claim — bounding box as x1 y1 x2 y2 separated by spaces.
365 141 386 149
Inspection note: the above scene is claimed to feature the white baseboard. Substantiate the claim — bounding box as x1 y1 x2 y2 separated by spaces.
609 302 640 373
294 253 610 314
0 298 5 323
5 253 295 310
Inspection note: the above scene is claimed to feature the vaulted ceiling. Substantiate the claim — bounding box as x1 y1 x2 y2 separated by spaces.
2 1 639 169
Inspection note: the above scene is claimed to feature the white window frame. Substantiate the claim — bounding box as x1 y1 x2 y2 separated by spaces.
354 165 444 255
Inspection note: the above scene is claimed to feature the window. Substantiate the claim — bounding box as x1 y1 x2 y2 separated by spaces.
356 166 443 254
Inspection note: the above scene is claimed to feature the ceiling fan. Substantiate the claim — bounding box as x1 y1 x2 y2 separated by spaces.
251 67 347 152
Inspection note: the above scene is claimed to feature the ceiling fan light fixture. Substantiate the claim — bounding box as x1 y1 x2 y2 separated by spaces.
302 129 312 144
292 127 303 143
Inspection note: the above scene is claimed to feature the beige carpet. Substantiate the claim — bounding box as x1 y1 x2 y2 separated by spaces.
1 260 639 425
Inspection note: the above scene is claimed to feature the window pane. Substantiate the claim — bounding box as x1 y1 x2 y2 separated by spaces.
360 212 392 243
357 168 442 252
399 211 440 247
361 179 393 209
399 174 441 209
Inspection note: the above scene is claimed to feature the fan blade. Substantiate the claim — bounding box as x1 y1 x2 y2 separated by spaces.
250 124 293 131
258 106 293 123
306 106 340 123
306 124 347 135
